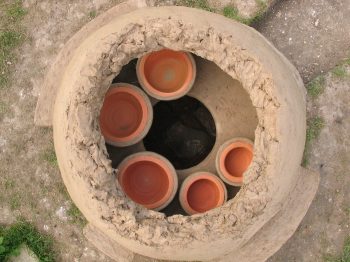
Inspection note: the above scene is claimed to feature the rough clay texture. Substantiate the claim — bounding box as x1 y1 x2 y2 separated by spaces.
34 0 279 128
83 167 319 262
51 6 309 261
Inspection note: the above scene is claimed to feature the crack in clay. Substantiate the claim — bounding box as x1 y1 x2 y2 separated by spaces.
63 17 279 248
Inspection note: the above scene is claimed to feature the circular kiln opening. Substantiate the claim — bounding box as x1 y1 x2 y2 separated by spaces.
103 52 257 216
143 96 216 170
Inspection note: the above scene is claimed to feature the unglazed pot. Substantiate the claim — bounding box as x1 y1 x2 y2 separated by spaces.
216 138 254 186
137 49 196 100
179 172 227 215
99 83 153 147
117 152 178 211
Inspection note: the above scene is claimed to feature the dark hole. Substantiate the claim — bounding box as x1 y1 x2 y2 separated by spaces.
106 142 144 169
143 96 216 170
112 58 139 86
161 191 187 216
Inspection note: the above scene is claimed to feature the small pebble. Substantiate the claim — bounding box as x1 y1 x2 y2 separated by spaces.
315 19 320 27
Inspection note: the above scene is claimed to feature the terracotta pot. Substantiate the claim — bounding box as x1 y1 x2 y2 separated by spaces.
136 49 196 100
179 172 227 215
216 138 254 186
117 152 178 211
99 83 153 147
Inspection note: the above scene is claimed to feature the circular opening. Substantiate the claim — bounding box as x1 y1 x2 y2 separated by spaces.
107 56 255 216
143 96 216 170
224 147 253 178
99 86 149 144
187 179 220 213
141 49 193 94
119 159 170 208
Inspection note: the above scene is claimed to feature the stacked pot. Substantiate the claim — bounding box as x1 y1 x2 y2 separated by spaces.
99 49 254 215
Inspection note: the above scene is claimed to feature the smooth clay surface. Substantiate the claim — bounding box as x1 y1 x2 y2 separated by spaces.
51 5 315 262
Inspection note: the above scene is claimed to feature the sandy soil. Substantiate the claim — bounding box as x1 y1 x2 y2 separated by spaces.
0 0 349 261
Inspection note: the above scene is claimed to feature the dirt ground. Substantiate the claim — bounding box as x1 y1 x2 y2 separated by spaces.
257 1 350 260
269 66 350 261
0 0 349 261
0 1 123 261
256 0 350 82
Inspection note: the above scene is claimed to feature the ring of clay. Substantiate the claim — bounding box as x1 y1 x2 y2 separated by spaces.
53 7 306 261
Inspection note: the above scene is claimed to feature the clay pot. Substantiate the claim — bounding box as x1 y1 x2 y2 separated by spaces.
99 83 153 147
216 138 254 186
117 152 178 211
179 172 227 215
136 49 196 100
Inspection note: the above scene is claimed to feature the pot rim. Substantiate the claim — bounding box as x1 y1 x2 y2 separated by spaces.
99 83 153 147
136 49 196 101
117 152 178 211
216 137 254 186
179 171 227 215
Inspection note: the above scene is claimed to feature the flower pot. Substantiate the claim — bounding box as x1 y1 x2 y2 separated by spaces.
99 83 153 147
179 172 227 215
216 138 254 186
136 49 196 100
117 152 178 211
